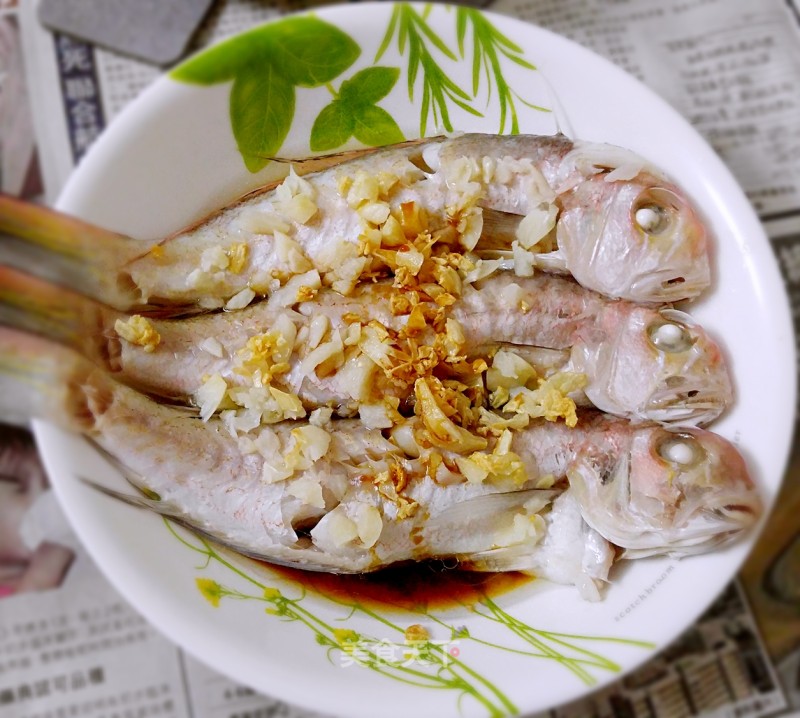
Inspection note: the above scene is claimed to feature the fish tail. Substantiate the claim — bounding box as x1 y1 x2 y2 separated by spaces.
0 327 114 431
0 265 121 368
0 194 151 311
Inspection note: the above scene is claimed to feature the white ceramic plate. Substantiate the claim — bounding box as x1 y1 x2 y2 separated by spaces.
35 3 795 717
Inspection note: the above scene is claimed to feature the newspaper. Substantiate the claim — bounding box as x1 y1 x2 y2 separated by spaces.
0 2 40 197
0 422 793 718
492 0 800 228
2 0 800 716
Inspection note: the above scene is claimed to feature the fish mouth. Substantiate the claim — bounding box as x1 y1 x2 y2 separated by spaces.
704 501 761 527
621 517 752 558
659 499 762 554
620 482 761 558
629 271 707 303
645 388 728 426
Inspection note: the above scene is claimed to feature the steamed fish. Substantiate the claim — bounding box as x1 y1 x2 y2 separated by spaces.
0 329 760 599
0 266 731 426
0 134 711 312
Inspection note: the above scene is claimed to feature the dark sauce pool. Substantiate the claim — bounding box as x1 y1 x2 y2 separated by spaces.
266 560 533 612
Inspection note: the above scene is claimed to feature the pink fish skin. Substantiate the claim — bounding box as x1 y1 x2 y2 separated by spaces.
0 329 759 586
0 133 711 311
0 266 731 426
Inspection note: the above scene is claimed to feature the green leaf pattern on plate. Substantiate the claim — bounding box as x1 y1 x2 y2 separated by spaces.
170 4 548 172
171 16 360 172
455 7 548 134
311 67 404 152
167 521 654 717
377 3 482 137
229 66 296 173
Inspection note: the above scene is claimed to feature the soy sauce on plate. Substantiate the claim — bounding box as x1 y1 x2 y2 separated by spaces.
268 560 533 611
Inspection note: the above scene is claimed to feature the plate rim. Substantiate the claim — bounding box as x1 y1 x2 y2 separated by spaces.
33 2 797 716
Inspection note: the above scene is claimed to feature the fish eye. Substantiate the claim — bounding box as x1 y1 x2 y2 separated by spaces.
634 187 683 235
647 321 694 353
635 205 669 234
655 433 706 468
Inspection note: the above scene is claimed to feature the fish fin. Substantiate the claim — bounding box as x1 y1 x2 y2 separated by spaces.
0 326 167 435
532 250 569 273
79 476 174 513
79 474 365 573
0 327 102 429
0 265 120 361
466 540 608 601
0 269 203 406
424 489 556 556
262 137 434 170
0 193 152 311
200 138 439 222
165 151 387 238
478 208 520 249
82 439 154 492
78 476 259 557
567 454 636 552
460 544 539 573
537 75 576 140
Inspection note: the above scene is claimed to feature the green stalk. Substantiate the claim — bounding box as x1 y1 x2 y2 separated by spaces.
455 7 548 134
166 521 653 713
480 597 654 682
357 603 517 714
377 3 481 136
168 521 515 715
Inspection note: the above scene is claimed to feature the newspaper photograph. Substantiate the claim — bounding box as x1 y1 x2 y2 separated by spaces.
0 427 74 597
2 0 800 716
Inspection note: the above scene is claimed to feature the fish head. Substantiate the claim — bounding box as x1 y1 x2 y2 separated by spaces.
556 172 711 302
574 306 732 425
568 425 761 557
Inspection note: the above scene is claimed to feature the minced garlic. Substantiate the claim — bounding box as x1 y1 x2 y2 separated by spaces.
296 284 317 302
199 337 224 357
288 475 325 509
227 243 249 273
504 372 588 428
274 232 313 273
516 203 558 249
284 425 331 472
346 171 380 208
224 287 256 310
114 315 160 353
359 201 391 226
354 503 383 547
201 246 229 272
194 373 229 421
